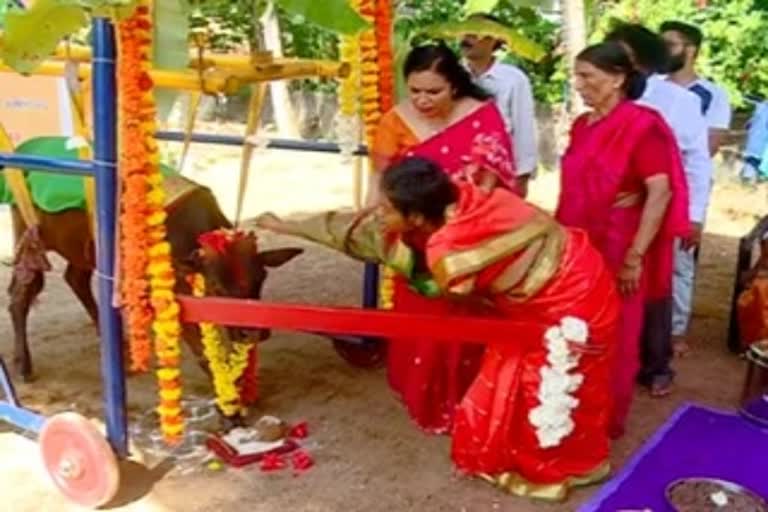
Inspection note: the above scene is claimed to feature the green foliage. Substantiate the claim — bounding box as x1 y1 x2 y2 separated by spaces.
1 0 88 73
490 4 562 104
596 0 768 107
420 16 547 62
275 0 368 35
394 0 560 103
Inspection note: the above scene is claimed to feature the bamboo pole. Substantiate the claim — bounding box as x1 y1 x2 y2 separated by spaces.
234 83 269 225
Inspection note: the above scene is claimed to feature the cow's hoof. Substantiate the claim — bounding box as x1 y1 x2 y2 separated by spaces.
14 362 35 383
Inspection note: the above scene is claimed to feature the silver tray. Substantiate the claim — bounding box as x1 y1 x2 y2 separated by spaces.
666 477 768 511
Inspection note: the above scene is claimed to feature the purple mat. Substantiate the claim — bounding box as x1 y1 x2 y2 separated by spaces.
580 403 768 512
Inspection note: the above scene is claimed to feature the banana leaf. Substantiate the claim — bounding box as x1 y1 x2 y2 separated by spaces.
79 0 138 18
465 0 557 14
464 0 501 15
420 17 547 62
275 0 369 35
0 0 141 73
1 0 88 73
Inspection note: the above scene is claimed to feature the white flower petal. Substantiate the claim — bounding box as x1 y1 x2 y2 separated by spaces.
561 316 589 344
710 491 728 507
545 326 566 345
567 374 585 393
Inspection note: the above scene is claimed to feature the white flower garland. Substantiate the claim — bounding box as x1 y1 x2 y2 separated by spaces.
528 316 589 449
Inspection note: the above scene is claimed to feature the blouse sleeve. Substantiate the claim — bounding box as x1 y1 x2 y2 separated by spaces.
371 109 404 172
280 210 387 264
630 126 675 180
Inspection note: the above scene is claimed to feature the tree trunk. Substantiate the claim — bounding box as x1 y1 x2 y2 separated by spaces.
261 3 300 138
562 0 587 116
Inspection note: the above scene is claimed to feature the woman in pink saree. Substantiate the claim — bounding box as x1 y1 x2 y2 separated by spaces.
555 42 689 438
368 43 518 434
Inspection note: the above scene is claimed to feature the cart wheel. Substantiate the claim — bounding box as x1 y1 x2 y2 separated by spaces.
39 412 120 509
332 337 387 368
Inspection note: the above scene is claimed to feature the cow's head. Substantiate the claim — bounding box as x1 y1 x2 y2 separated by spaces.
184 229 302 342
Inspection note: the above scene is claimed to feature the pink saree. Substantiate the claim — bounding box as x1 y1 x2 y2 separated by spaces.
555 101 689 437
373 101 518 433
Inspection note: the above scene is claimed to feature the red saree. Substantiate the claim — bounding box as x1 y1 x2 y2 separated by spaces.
373 101 518 434
556 101 689 437
269 182 618 500
426 184 619 500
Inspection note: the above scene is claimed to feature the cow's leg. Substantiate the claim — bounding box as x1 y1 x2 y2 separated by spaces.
8 269 44 381
64 264 99 326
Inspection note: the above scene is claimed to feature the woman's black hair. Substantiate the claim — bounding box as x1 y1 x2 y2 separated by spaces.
403 42 492 101
576 41 647 100
380 157 458 224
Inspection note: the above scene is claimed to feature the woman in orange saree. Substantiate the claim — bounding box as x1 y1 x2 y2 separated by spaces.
555 43 689 437
256 157 619 500
366 43 518 434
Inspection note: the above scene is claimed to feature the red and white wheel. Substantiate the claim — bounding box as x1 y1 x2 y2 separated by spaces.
39 412 120 509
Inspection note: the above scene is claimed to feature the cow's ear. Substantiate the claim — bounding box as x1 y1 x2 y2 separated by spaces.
256 248 303 268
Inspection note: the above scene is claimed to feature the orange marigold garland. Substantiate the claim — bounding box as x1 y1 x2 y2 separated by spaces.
374 0 395 112
118 5 153 373
118 1 184 444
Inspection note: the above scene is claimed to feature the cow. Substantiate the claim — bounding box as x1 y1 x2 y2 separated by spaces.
6 169 302 395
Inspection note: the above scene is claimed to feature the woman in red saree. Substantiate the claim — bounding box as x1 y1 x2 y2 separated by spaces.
555 42 689 438
367 43 518 434
256 157 618 500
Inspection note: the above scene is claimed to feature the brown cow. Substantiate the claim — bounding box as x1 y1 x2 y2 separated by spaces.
7 174 302 387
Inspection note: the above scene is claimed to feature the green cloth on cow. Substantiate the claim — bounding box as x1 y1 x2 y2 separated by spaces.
0 136 177 213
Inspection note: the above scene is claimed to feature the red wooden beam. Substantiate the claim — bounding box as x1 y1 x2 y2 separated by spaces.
176 295 536 344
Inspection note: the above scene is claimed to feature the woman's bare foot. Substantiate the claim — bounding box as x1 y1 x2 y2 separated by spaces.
672 336 691 358
650 381 673 398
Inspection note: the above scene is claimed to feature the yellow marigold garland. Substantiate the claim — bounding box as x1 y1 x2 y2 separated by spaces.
355 0 396 310
118 0 184 444
336 0 362 158
190 274 253 417
358 0 381 146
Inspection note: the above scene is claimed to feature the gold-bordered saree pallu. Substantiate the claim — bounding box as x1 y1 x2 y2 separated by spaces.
427 184 620 501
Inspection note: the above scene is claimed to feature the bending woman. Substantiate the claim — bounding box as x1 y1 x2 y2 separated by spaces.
367 42 518 434
256 158 618 500
556 42 689 437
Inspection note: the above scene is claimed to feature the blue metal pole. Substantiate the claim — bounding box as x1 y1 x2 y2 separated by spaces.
0 154 94 176
92 18 128 457
155 130 369 156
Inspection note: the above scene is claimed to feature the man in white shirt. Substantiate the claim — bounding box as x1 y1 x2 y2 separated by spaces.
460 13 538 197
661 21 732 156
606 23 712 396
659 21 732 357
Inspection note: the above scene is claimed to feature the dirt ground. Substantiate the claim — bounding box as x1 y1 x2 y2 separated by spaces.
0 124 765 512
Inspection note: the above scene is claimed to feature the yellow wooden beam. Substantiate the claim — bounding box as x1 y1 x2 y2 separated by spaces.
0 35 349 81
0 60 245 95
